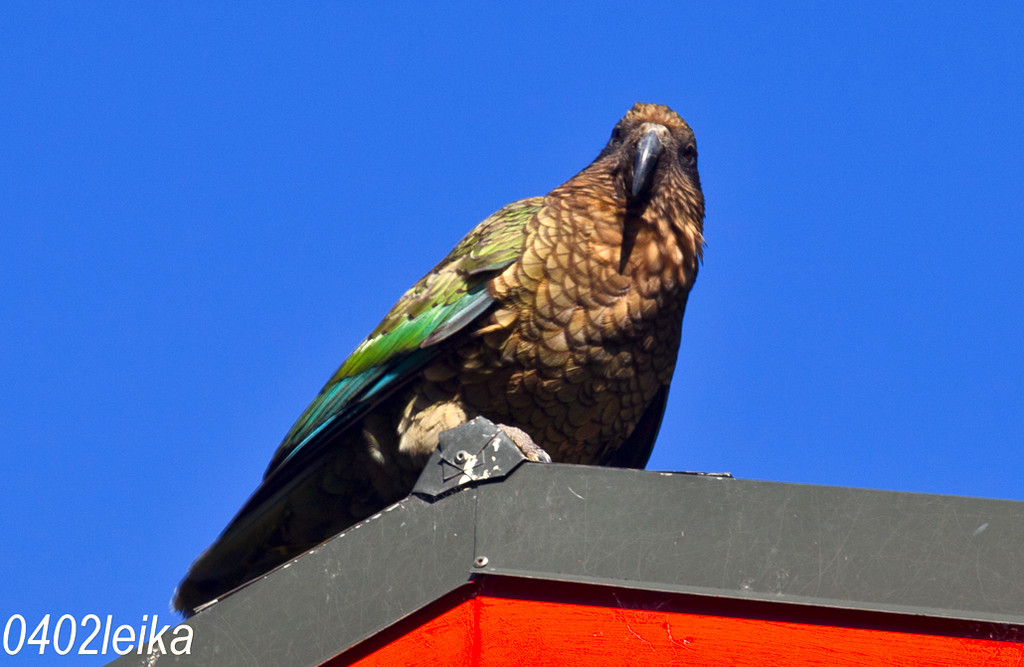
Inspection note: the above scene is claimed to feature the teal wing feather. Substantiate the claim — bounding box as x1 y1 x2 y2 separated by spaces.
264 197 542 478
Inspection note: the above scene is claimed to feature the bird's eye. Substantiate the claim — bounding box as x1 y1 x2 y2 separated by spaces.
679 144 697 169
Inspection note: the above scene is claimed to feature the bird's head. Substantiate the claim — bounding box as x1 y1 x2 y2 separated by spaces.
596 103 703 216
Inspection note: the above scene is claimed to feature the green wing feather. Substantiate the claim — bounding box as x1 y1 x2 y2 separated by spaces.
265 198 542 477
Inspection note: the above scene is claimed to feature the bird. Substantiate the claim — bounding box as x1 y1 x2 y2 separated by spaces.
174 102 705 616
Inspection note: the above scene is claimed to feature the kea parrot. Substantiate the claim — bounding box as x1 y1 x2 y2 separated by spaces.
174 102 705 616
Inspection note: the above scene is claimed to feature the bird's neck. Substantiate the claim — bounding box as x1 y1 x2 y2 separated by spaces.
550 178 703 297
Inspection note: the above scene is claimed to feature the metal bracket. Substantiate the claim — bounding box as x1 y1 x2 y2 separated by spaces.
411 416 528 499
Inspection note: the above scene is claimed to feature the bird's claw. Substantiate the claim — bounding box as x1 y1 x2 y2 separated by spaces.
497 424 552 463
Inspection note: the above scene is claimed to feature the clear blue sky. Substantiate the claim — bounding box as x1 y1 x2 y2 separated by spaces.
2 3 1022 663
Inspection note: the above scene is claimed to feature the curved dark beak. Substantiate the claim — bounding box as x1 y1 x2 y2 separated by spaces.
632 129 665 197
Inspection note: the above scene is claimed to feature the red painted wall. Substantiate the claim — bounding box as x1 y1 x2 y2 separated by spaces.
335 588 1024 666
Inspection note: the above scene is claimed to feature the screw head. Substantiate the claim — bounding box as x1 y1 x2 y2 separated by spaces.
473 556 489 568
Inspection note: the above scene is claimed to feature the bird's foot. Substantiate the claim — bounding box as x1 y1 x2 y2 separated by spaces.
497 424 552 463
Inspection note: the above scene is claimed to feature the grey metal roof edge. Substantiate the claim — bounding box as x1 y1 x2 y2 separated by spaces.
110 425 1024 665
110 489 480 667
471 463 1024 626
645 467 1024 505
